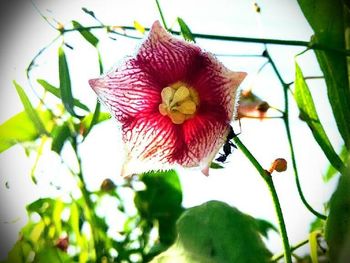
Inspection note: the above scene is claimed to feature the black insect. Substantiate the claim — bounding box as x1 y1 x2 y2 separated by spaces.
215 126 238 163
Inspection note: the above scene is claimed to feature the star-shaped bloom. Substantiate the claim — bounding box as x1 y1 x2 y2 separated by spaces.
89 21 246 176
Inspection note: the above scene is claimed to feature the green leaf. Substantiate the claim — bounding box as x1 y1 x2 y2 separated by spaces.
13 81 47 135
36 247 70 263
254 218 278 238
37 79 89 111
210 162 224 169
297 0 350 150
1 240 32 263
152 201 271 263
310 217 325 232
135 170 184 245
27 198 57 215
69 202 82 245
0 109 52 153
294 62 344 172
326 164 350 262
72 20 99 47
51 122 71 154
82 7 96 19
53 200 65 235
79 110 110 137
177 17 196 42
58 46 81 118
309 231 320 263
82 101 101 139
134 20 146 35
135 170 183 218
324 145 348 182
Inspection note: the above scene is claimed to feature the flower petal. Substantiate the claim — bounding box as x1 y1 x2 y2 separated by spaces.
89 59 161 122
188 53 246 121
121 113 178 176
120 112 230 176
136 21 201 86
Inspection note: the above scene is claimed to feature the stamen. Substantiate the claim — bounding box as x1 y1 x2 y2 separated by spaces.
174 100 196 114
161 87 175 106
170 86 190 107
159 83 199 124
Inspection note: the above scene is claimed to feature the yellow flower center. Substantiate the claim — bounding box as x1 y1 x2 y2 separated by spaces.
159 82 200 124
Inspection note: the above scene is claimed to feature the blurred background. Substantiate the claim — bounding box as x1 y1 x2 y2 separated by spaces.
0 0 343 261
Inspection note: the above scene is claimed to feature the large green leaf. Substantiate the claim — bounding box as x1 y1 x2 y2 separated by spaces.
135 170 183 218
13 81 47 135
58 46 81 118
294 62 344 172
152 201 271 263
297 0 350 150
72 20 99 47
0 109 52 153
326 163 350 262
37 79 89 111
135 170 184 245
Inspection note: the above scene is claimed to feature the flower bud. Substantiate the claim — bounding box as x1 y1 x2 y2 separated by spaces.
100 178 116 192
268 158 287 173
55 236 69 252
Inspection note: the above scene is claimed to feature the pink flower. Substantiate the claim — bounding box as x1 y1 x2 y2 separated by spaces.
89 21 246 176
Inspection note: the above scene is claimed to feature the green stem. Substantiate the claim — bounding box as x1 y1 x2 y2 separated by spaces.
233 136 292 263
61 25 350 55
154 0 168 30
272 239 309 262
71 138 101 261
264 50 327 220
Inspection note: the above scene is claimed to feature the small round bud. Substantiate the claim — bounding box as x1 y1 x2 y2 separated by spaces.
100 178 116 192
56 236 69 252
268 158 287 173
257 101 270 113
254 3 261 13
57 22 65 32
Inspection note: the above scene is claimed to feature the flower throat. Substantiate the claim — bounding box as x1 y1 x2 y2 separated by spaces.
159 82 200 124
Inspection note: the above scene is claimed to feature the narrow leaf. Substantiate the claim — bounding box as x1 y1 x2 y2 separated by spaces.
134 20 146 35
82 7 96 19
177 17 195 42
297 0 350 150
82 101 101 139
51 123 71 154
37 79 89 111
210 162 224 169
0 109 52 153
324 145 348 182
72 20 99 47
58 46 81 118
13 81 47 134
294 62 344 172
309 231 320 263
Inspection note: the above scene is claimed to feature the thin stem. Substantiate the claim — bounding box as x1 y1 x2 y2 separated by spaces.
264 50 327 220
233 136 292 263
287 76 324 86
272 239 309 262
154 0 168 30
61 25 350 55
71 138 100 261
240 115 283 119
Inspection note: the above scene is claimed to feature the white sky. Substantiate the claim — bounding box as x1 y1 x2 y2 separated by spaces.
0 0 343 259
